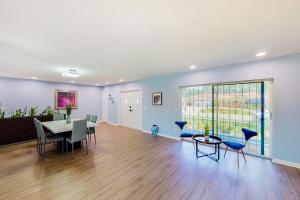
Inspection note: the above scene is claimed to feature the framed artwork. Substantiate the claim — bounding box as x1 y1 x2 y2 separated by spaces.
55 90 78 109
152 92 162 105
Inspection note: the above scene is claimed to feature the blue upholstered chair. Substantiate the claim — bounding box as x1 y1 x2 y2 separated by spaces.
175 121 195 149
86 114 91 121
66 119 88 155
223 128 258 167
34 118 64 159
87 115 97 144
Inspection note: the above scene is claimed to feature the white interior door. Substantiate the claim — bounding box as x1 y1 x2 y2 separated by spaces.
120 90 142 130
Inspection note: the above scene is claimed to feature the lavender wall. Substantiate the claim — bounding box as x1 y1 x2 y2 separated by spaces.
0 77 102 119
102 54 300 165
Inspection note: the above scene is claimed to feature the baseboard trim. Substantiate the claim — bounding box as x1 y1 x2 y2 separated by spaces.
107 122 120 126
272 158 300 169
142 130 179 141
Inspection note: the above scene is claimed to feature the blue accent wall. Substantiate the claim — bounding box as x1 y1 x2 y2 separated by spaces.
102 54 300 164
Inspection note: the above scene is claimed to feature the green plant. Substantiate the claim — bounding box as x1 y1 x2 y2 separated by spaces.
0 111 4 119
11 107 27 118
204 123 210 136
41 106 54 116
66 103 72 116
29 106 38 118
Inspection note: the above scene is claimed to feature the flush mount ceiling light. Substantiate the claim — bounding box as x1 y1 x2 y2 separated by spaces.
256 51 267 57
62 69 81 78
96 83 101 86
32 76 37 80
119 79 123 82
105 81 110 84
70 80 75 84
189 65 196 70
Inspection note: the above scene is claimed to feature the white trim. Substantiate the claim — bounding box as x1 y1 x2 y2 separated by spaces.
142 130 179 141
272 158 300 169
107 122 120 126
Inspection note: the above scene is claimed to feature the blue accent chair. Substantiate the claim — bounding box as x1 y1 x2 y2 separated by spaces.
175 121 195 149
223 128 258 167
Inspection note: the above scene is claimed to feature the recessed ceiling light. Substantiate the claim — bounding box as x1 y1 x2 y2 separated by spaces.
189 65 196 70
256 51 267 57
105 81 110 84
119 79 123 82
70 81 75 84
62 69 81 78
32 76 37 80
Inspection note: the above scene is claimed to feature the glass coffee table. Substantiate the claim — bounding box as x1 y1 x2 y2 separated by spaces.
192 134 222 162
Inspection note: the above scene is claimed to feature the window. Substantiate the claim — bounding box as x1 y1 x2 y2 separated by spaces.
181 80 272 157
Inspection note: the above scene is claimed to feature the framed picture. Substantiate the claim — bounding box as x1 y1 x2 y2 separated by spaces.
55 90 78 109
152 92 162 105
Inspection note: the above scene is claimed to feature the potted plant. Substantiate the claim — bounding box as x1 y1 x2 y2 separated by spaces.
66 103 72 124
29 107 38 118
204 123 210 141
0 104 5 119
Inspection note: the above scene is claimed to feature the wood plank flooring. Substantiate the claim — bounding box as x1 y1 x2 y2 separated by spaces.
0 123 299 200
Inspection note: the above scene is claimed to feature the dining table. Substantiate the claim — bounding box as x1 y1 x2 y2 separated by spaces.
42 119 97 134
42 119 97 150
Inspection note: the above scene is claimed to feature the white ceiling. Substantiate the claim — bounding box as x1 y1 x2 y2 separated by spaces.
0 0 300 86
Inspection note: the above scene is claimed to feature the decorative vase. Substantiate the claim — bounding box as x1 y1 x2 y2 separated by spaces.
151 125 159 136
204 135 209 141
66 115 71 124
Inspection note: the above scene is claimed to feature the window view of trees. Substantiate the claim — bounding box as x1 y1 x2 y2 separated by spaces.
181 81 272 157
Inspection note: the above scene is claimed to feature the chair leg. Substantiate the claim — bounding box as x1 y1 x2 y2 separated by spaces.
61 141 64 153
237 150 239 168
85 139 88 154
224 146 228 158
72 143 74 154
66 142 68 152
179 137 183 149
43 143 46 160
93 133 96 144
192 139 195 149
241 149 246 163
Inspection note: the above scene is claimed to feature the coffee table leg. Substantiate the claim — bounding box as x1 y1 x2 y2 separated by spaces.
217 144 220 160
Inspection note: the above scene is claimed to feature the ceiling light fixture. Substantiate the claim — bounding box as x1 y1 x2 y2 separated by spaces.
119 79 123 82
70 80 75 84
256 51 267 57
32 76 37 80
96 83 100 86
105 81 110 84
62 69 81 78
189 65 196 70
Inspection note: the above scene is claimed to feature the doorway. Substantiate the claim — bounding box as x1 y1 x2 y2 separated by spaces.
119 90 143 130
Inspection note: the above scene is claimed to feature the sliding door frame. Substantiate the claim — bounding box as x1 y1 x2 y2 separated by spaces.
179 78 274 158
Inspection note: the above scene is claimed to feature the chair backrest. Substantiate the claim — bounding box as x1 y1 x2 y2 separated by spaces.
175 121 187 130
86 114 91 121
71 119 87 142
53 113 64 121
90 115 97 123
242 128 258 141
34 118 46 142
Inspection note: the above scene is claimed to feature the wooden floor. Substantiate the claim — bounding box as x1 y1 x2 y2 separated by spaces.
0 123 299 200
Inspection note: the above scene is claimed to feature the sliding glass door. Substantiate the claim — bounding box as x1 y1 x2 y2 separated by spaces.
181 80 272 157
